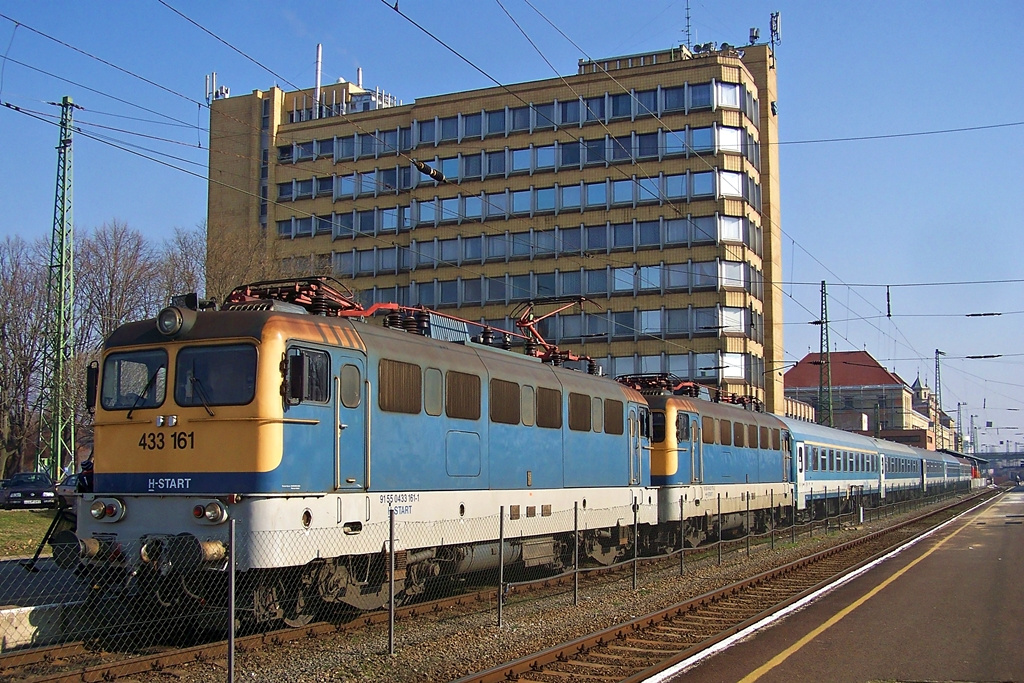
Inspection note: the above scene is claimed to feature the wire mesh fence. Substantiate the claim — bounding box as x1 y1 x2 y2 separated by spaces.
0 479 977 679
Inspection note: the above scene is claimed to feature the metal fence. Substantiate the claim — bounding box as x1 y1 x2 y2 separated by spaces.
0 480 974 680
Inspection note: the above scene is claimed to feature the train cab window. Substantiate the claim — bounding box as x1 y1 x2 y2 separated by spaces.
379 359 422 414
733 422 745 448
592 397 603 433
639 406 650 438
177 344 258 407
340 364 361 408
702 417 715 444
102 349 168 410
748 425 758 449
489 379 521 424
604 399 624 435
521 385 536 426
651 411 666 443
759 426 769 449
676 413 690 443
446 371 481 420
772 429 781 450
424 368 443 416
569 393 592 431
536 387 562 429
720 419 732 446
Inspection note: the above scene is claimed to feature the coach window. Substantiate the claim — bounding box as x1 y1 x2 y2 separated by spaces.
340 364 361 408
569 393 592 432
676 413 690 443
720 419 732 446
733 422 745 448
810 447 818 471
592 397 604 433
178 344 258 407
537 387 562 429
651 411 666 443
828 449 834 471
604 399 624 435
490 379 520 424
702 417 715 444
379 359 422 414
424 368 443 416
446 371 481 420
521 385 536 426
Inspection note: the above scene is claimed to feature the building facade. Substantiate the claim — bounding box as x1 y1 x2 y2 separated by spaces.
207 43 784 411
784 351 958 449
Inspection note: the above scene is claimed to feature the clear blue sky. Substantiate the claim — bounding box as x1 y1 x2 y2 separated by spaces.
1 1 1022 451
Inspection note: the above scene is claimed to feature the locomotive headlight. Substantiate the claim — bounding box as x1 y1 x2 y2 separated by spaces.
191 499 228 524
90 500 107 519
156 306 196 338
204 502 226 522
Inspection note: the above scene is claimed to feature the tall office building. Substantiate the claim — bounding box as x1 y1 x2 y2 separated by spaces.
207 43 784 411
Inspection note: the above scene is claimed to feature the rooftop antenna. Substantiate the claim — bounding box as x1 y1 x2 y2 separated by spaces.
314 44 322 119
685 0 692 50
769 11 781 68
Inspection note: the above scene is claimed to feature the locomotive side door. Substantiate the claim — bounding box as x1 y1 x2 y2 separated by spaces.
690 416 703 483
334 354 367 490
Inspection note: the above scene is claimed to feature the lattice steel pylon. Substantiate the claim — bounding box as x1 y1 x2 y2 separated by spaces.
39 96 80 479
817 280 834 427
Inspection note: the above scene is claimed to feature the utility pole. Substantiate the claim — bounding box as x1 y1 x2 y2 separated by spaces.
934 349 945 450
39 95 80 480
817 281 833 427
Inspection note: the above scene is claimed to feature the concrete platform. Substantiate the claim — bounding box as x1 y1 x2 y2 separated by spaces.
656 487 1024 683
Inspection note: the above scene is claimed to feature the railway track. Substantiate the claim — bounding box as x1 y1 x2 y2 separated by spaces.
454 490 998 683
0 490 994 683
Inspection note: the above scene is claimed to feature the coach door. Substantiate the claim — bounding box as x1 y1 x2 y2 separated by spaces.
334 355 367 490
689 417 703 483
795 443 806 509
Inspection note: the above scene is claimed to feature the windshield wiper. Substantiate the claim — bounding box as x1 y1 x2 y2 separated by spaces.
127 365 165 420
189 375 215 417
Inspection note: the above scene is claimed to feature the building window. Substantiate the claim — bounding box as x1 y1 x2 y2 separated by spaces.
511 107 530 131
439 116 458 141
610 93 632 119
584 96 605 122
418 119 436 145
560 99 580 124
486 109 506 135
534 102 554 129
463 113 482 138
690 83 713 110
559 141 581 167
561 184 581 210
585 182 607 208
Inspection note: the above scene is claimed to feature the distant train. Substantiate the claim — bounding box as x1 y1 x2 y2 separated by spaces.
53 277 973 626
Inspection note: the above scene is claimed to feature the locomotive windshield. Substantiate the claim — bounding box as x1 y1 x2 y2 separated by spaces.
101 350 167 410
174 344 257 407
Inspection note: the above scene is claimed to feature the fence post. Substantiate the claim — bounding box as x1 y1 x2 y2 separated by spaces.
809 486 813 538
389 508 396 655
573 501 579 606
228 518 235 683
791 491 796 544
632 497 639 591
745 492 751 557
498 505 505 627
679 496 685 575
717 493 722 566
770 490 775 551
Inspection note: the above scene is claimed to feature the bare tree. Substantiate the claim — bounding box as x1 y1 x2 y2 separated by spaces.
155 224 206 304
204 222 281 305
76 219 161 347
0 237 48 477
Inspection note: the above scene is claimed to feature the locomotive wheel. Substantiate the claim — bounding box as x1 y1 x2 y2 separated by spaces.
279 576 314 627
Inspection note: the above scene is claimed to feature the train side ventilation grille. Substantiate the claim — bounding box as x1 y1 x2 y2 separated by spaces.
426 312 471 343
222 299 309 314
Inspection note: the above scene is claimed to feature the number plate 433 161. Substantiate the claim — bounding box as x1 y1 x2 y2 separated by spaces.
138 431 195 450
